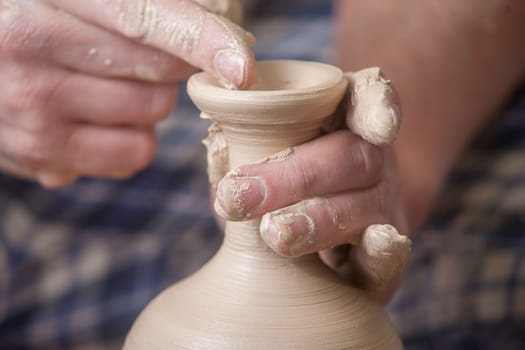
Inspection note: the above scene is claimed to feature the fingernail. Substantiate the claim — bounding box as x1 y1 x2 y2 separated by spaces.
37 171 76 189
213 49 246 89
260 212 315 256
215 175 267 220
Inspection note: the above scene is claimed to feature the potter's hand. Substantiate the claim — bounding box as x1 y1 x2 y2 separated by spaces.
0 0 255 187
213 68 411 303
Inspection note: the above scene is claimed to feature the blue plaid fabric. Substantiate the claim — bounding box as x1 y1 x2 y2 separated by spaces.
1 1 524 349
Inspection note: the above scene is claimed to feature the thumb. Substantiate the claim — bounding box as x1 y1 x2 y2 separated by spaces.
344 68 401 145
47 0 256 89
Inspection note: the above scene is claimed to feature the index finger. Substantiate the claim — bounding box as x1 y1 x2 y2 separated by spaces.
46 0 256 89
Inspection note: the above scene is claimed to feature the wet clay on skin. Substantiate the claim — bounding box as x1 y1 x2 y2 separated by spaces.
124 60 404 349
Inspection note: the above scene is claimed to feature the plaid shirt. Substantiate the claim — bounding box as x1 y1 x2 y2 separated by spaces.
1 1 524 349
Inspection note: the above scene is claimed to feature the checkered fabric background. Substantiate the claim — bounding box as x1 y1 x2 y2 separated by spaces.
0 1 523 349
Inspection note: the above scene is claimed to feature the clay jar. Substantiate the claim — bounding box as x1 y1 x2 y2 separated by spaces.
124 60 403 349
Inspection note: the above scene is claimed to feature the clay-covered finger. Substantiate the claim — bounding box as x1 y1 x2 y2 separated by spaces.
214 130 384 220
2 1 194 82
345 68 401 145
47 0 257 88
350 225 411 300
319 225 411 304
259 187 393 257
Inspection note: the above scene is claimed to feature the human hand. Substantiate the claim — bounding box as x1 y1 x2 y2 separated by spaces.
210 68 411 303
0 0 255 187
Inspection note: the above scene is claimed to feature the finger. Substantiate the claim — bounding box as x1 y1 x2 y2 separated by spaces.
0 63 176 127
36 170 79 188
319 245 404 305
0 156 78 189
47 0 257 88
320 225 411 304
259 186 392 257
65 124 157 177
350 224 411 302
47 72 178 126
0 155 36 181
214 130 384 220
0 130 78 187
345 68 401 145
2 1 193 82
0 120 156 181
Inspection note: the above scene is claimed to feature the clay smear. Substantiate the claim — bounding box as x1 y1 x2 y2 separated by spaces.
352 224 411 286
257 147 294 164
214 174 251 219
116 0 254 89
202 121 229 189
261 197 321 256
345 67 400 145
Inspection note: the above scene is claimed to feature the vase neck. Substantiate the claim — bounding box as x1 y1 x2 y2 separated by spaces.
218 118 325 254
220 119 325 168
223 220 274 258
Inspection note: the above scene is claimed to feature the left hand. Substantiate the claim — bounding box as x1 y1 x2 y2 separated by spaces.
210 68 412 303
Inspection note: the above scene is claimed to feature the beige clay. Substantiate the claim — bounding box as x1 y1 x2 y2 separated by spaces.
202 122 229 189
124 60 406 349
352 224 412 288
345 68 401 145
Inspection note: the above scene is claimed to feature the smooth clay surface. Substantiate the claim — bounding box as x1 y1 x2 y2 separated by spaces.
124 60 403 349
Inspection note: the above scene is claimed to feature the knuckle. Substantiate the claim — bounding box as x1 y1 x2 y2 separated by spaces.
4 71 39 113
3 70 59 130
0 13 56 59
0 16 27 58
13 134 54 167
116 0 204 58
21 111 50 132
116 0 156 39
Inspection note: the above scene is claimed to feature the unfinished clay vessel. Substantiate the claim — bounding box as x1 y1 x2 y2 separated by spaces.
124 60 403 349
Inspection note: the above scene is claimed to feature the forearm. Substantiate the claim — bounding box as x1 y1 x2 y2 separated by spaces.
336 0 525 228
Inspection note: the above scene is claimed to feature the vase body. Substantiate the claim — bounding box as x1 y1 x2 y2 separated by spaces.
124 60 403 349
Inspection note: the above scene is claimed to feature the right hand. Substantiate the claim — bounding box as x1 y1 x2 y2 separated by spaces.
209 68 412 303
0 0 256 187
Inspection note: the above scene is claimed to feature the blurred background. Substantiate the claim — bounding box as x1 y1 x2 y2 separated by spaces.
0 1 523 349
